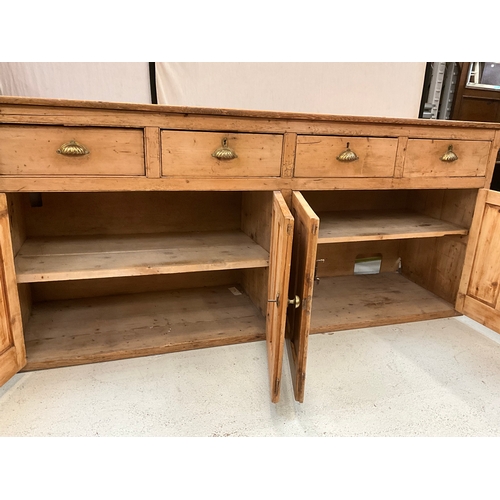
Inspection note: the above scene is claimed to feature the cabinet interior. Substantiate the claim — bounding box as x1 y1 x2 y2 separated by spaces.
7 191 275 370
300 189 478 333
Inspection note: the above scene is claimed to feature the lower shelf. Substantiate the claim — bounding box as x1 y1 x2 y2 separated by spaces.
22 285 266 371
310 272 459 334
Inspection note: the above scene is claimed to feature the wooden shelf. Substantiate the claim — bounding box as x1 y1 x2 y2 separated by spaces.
22 285 266 371
310 272 459 334
15 230 269 283
317 210 468 244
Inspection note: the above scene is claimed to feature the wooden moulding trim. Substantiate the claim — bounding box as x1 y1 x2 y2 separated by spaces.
281 133 297 178
0 176 487 192
2 95 500 129
144 127 161 179
394 137 408 178
462 296 500 334
0 114 497 142
486 189 500 205
0 177 291 192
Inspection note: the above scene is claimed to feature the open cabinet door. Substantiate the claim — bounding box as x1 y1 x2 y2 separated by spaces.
266 192 294 403
457 189 500 334
286 192 319 403
0 193 26 386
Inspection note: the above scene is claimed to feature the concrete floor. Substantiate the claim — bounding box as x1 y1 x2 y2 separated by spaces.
1 316 500 437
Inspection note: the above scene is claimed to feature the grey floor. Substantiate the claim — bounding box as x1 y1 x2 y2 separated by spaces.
1 316 500 437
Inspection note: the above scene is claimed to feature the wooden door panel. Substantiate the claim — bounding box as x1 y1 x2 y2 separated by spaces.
457 189 500 333
286 192 319 402
0 193 26 386
266 192 294 403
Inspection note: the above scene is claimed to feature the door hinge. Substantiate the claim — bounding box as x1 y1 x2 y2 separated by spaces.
314 259 325 284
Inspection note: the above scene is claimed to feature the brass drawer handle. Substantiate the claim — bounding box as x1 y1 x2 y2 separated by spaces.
57 140 90 156
336 142 359 162
440 145 458 162
212 138 238 160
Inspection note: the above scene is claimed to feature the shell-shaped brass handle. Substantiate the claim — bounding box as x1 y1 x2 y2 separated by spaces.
57 140 90 156
336 142 359 162
212 138 238 160
440 145 458 162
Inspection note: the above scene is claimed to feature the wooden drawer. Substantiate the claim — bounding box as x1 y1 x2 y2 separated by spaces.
161 131 283 177
294 136 397 178
403 139 491 177
0 126 145 176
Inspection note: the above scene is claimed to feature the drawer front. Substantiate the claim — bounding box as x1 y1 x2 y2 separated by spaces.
0 126 145 176
403 139 491 177
161 131 283 177
294 136 397 178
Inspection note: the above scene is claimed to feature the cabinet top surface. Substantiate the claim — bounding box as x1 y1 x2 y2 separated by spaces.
1 95 500 130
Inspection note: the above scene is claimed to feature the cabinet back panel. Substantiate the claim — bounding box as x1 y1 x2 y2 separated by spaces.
30 270 242 302
22 192 242 237
302 190 408 212
316 240 402 277
302 190 477 228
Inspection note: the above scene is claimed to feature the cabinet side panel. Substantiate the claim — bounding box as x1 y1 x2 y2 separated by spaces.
241 267 268 317
406 189 477 228
241 192 273 252
400 236 467 304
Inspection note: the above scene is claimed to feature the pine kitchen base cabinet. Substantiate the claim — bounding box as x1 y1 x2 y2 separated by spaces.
1 96 500 403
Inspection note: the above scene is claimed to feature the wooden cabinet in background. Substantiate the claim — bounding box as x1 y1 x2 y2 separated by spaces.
452 62 500 123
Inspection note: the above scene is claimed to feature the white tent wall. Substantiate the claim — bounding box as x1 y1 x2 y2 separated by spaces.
0 62 426 118
156 62 427 118
0 62 151 103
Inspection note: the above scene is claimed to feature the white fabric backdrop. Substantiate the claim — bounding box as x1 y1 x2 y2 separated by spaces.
0 62 426 118
156 62 426 118
0 62 151 103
